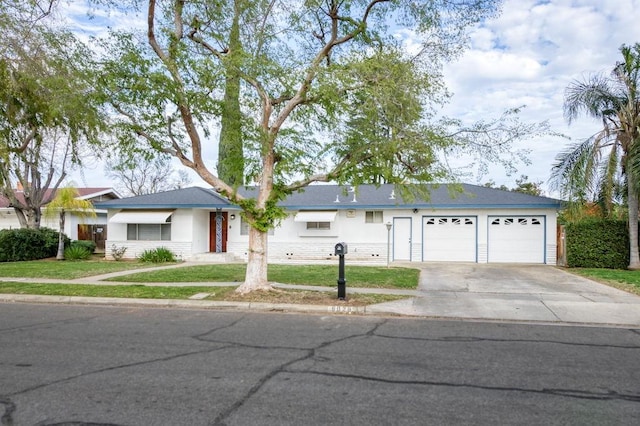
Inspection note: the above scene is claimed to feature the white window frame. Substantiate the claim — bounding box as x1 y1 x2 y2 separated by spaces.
365 211 384 223
127 223 171 241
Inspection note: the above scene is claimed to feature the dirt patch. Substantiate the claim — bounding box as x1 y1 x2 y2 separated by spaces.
218 288 403 306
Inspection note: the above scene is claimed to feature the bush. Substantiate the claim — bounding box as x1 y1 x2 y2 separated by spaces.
138 247 177 263
40 227 69 256
64 245 92 260
566 220 629 269
110 244 127 261
71 240 96 254
0 227 70 262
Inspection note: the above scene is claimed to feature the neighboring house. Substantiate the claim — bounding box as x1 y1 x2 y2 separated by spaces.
95 184 562 265
0 188 121 250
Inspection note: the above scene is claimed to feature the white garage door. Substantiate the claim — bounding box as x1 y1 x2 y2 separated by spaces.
423 216 476 262
488 216 545 263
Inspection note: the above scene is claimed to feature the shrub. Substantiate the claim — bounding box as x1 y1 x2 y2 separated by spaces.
64 245 92 260
566 220 629 269
40 227 69 255
111 244 127 261
0 227 70 262
138 247 177 263
71 240 96 254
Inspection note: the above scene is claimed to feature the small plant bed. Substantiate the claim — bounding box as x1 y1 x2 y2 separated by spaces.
106 264 420 289
0 259 154 280
569 268 640 295
0 282 408 306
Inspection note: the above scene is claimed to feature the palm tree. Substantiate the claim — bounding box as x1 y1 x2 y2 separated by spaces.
551 43 640 269
43 186 96 260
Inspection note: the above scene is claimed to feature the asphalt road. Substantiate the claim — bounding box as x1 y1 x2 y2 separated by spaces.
1 303 639 426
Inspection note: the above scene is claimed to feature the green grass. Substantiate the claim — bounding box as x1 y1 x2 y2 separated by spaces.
0 259 154 279
0 282 226 298
570 268 640 295
105 264 420 289
0 282 407 305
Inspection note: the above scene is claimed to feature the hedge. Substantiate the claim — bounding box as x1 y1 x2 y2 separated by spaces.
565 220 629 269
0 227 70 262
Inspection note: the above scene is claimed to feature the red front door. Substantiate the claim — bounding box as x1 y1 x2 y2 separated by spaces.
209 212 228 252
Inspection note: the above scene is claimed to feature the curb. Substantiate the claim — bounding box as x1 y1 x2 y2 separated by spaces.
0 293 372 315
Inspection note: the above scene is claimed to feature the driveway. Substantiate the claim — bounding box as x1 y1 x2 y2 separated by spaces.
369 263 640 326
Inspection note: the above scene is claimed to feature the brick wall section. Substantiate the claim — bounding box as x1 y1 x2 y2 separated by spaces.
227 241 389 263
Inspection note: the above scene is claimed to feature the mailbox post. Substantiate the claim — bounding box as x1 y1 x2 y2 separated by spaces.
335 242 348 300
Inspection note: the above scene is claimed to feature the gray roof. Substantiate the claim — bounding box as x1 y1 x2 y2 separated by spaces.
242 184 560 209
94 187 232 209
96 184 561 210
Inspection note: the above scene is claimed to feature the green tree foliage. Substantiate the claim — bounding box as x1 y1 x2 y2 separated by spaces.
217 0 245 186
0 2 106 228
484 175 544 196
551 43 640 269
94 0 551 292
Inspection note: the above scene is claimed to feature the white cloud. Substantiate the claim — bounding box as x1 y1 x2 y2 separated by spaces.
439 0 640 193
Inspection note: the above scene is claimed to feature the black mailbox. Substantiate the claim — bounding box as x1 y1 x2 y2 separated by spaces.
335 242 348 256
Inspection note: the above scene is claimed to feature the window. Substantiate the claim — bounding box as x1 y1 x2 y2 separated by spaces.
465 218 474 225
438 218 448 225
365 211 383 223
127 224 171 241
518 218 528 225
240 218 274 235
532 218 541 225
452 218 461 225
306 221 331 230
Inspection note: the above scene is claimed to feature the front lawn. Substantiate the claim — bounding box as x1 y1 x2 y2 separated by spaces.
569 268 640 295
105 264 420 289
0 282 407 305
0 259 153 279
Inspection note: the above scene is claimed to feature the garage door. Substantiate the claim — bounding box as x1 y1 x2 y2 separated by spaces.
423 216 476 262
488 216 545 263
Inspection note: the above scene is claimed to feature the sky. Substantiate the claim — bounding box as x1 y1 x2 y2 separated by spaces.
439 0 640 193
64 0 640 195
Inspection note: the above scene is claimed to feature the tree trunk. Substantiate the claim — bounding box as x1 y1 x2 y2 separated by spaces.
14 208 40 229
56 210 66 260
627 175 640 269
236 226 272 294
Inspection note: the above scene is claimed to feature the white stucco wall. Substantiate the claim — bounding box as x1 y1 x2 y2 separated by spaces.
105 208 216 260
103 206 558 265
227 207 558 265
0 209 108 240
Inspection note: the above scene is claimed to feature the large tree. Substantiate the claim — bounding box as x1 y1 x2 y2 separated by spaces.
106 152 192 196
0 3 105 228
96 0 549 293
216 0 245 186
551 43 640 269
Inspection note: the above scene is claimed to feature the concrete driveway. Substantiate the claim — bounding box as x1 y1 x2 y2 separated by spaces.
369 263 640 327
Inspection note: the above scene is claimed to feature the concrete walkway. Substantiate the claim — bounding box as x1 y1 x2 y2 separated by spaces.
1 262 640 327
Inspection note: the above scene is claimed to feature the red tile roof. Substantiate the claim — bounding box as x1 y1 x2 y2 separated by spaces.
0 188 115 208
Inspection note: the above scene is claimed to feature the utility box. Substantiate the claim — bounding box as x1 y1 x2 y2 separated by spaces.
335 242 348 256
